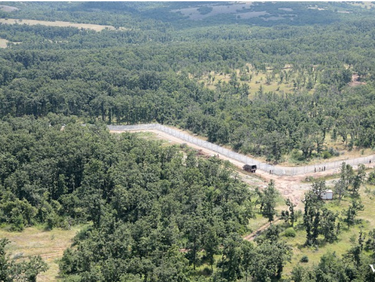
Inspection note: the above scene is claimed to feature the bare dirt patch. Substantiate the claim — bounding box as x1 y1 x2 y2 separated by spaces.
0 5 19 12
0 38 9 48
349 73 366 87
0 18 118 32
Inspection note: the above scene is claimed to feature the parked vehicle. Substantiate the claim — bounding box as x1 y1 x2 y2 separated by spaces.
243 164 257 173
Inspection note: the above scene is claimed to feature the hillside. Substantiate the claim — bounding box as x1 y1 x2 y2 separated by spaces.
1 2 375 281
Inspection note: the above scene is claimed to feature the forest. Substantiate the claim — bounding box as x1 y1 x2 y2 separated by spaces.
1 1 375 281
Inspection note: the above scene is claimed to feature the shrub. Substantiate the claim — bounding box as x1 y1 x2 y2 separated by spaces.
291 149 305 161
368 171 375 185
322 151 332 159
300 255 309 263
284 227 296 237
328 147 340 157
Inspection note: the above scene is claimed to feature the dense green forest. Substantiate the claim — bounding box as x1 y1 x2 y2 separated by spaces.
2 1 375 281
0 115 291 281
1 3 375 162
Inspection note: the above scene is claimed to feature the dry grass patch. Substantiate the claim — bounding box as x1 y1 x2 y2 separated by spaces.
196 65 309 98
0 38 9 48
0 18 119 32
1 226 82 281
0 5 19 12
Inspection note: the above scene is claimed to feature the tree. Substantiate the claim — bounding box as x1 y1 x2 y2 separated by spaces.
249 241 292 281
259 180 277 222
334 162 354 202
343 199 364 228
218 234 243 282
320 208 338 243
202 226 219 271
281 198 296 227
350 164 366 197
241 240 255 282
303 181 325 246
365 228 375 256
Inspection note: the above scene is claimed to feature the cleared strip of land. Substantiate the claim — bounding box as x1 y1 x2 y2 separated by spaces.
109 124 375 208
108 124 375 176
0 18 117 31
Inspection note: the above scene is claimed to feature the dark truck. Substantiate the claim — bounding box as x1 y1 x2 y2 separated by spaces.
243 164 257 173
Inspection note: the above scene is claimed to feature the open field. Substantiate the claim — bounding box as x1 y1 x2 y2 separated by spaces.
197 65 314 98
0 38 9 48
0 18 118 32
1 226 83 281
0 5 19 12
172 3 255 21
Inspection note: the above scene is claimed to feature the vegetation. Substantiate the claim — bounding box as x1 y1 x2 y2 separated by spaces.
0 238 48 282
1 1 375 281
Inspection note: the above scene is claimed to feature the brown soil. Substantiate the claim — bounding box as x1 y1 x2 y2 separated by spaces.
0 18 117 32
349 73 366 87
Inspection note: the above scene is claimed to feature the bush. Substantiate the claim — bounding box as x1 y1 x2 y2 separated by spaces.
300 255 309 263
328 147 340 157
291 149 305 162
322 151 332 159
368 171 375 185
284 227 296 237
202 267 213 275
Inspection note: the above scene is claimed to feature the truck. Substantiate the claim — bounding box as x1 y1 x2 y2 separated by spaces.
243 164 257 173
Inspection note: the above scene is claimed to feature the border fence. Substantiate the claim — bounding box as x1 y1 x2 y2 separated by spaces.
108 124 375 176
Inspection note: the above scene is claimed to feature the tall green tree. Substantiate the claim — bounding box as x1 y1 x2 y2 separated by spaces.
259 180 277 222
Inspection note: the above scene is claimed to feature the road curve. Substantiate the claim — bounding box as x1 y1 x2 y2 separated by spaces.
108 123 375 176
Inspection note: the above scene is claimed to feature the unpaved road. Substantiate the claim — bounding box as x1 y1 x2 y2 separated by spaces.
243 219 281 241
110 128 374 209
111 128 373 242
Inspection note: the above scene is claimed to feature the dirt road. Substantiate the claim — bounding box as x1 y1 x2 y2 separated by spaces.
110 128 374 209
243 219 281 241
111 129 308 207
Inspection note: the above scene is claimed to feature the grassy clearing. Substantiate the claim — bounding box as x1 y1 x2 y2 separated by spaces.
0 18 120 32
282 185 375 275
247 213 270 234
1 225 83 281
195 65 375 167
281 132 375 167
196 65 307 98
